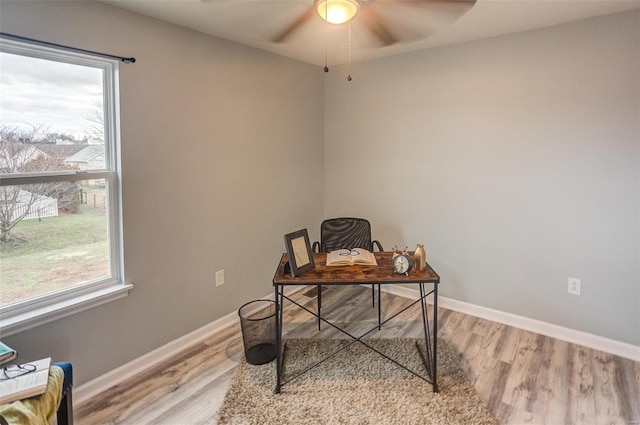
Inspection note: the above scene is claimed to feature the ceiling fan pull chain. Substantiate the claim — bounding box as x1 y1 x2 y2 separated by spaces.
324 0 329 73
347 21 352 81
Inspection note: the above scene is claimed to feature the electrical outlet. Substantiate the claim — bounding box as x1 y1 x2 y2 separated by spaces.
568 277 581 295
216 270 225 287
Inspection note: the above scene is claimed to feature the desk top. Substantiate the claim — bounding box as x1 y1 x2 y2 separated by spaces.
273 252 440 286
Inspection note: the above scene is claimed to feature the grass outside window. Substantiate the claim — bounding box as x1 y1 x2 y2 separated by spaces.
1 201 109 307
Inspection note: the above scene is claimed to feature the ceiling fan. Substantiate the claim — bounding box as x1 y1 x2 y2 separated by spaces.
272 0 477 46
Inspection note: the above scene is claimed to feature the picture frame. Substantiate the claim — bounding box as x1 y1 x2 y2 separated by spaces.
283 228 315 277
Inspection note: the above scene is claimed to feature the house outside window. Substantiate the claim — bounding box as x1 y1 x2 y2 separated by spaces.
0 36 130 335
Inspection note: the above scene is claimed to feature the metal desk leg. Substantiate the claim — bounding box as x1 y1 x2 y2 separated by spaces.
377 284 382 330
275 284 283 394
317 284 322 331
418 282 438 392
433 282 438 392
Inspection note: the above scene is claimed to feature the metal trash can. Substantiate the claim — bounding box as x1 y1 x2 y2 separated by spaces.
238 300 277 365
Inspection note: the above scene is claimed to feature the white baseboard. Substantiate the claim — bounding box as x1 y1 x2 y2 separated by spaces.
74 287 303 405
75 308 237 405
381 284 640 362
76 285 639 404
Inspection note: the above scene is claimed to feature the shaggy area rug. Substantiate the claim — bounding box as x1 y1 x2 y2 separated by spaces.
217 338 498 425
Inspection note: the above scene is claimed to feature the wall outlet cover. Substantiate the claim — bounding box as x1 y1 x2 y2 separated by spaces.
216 270 225 287
568 277 581 295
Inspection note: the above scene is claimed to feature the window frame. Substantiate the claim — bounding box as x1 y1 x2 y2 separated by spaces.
0 37 130 336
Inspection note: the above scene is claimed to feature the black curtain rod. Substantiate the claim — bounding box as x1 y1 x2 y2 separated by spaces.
0 32 136 64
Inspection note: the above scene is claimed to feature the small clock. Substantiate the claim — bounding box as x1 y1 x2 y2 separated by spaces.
392 253 413 275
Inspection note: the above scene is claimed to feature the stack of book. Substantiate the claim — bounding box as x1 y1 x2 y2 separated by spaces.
0 342 17 366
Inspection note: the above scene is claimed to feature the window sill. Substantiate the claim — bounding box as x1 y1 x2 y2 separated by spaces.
0 284 133 337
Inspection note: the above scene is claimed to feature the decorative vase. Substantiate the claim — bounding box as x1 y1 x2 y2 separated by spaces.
414 244 426 271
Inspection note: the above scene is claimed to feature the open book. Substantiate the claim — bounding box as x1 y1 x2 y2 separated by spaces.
326 248 378 266
0 357 51 404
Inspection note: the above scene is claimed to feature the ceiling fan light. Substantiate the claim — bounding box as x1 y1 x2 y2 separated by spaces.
317 0 358 25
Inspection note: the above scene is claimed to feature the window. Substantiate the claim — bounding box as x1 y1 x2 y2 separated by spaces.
0 36 130 335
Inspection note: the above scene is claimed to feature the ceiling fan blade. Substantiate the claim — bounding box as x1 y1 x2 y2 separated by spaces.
272 7 316 43
372 0 475 20
358 6 398 46
372 0 475 6
357 0 476 45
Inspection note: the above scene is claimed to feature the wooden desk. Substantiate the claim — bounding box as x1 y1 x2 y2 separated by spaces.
272 252 440 393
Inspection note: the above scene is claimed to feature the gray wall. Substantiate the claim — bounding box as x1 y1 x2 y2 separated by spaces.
324 11 640 345
1 1 325 384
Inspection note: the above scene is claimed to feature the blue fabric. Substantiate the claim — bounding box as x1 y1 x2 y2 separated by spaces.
52 362 72 394
52 362 72 425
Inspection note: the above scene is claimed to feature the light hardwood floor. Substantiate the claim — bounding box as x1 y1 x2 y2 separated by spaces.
75 286 640 425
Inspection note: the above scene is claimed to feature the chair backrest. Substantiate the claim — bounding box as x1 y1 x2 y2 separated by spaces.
319 218 373 252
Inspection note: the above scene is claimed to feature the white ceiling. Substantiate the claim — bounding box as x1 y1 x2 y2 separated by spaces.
104 0 640 66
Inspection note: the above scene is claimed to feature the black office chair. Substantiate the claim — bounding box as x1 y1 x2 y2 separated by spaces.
312 218 384 330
